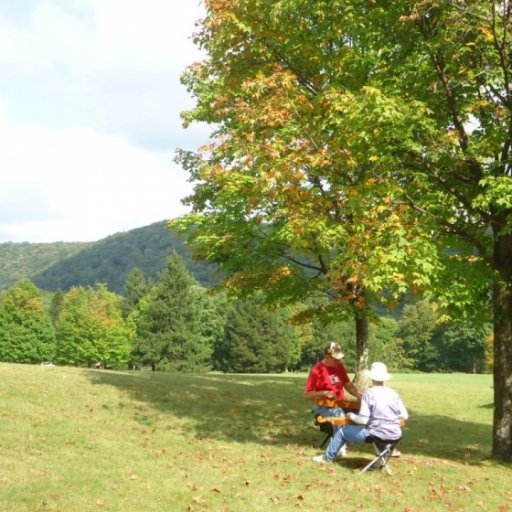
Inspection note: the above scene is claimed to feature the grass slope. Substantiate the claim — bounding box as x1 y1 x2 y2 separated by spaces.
0 364 510 512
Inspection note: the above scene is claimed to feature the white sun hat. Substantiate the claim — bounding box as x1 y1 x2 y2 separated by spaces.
366 362 392 382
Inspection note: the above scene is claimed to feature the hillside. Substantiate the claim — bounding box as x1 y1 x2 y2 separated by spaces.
0 221 219 293
0 241 92 290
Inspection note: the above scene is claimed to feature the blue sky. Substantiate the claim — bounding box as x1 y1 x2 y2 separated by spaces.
0 0 208 243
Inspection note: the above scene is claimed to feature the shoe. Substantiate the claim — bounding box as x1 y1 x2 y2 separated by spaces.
391 449 401 458
335 445 347 459
312 454 330 464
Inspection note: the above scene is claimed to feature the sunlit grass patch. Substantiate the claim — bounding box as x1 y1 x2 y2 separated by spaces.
0 363 510 512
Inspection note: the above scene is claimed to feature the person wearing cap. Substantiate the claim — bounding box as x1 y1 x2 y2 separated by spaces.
312 361 408 464
304 342 362 411
305 342 363 458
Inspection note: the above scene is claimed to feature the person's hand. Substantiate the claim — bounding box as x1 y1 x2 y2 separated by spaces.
324 391 336 399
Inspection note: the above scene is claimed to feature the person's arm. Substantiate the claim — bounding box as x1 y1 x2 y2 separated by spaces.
347 391 370 424
304 366 335 401
304 389 336 401
344 381 363 400
347 412 369 424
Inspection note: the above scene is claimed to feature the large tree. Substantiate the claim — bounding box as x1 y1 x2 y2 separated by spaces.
215 293 298 372
121 267 149 318
55 284 132 369
172 0 438 382
374 0 512 461
131 252 221 371
175 0 512 460
0 279 55 364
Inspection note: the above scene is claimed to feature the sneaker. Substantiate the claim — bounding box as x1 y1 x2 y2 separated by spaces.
312 454 330 464
335 445 348 459
391 449 402 458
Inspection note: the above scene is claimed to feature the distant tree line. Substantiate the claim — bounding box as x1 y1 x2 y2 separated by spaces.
0 251 491 374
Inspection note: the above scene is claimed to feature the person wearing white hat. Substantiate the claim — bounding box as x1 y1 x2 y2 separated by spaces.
312 361 408 464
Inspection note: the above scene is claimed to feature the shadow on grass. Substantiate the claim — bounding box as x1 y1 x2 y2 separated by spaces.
84 370 493 465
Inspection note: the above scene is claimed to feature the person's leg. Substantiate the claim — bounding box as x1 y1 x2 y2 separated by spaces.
312 407 351 463
313 405 345 418
325 425 369 461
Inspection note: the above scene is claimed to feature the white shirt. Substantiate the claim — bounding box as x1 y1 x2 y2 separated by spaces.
352 385 408 440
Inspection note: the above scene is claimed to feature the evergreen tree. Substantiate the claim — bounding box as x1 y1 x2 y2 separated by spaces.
431 321 489 374
132 251 216 371
0 279 55 363
216 294 296 373
397 300 438 372
121 267 148 318
49 289 64 325
368 316 408 372
55 284 132 368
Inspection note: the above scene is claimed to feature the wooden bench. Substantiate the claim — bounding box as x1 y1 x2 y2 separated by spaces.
313 399 361 447
316 416 406 427
313 399 405 447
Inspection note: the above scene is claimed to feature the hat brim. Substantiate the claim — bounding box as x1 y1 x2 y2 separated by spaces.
365 369 392 381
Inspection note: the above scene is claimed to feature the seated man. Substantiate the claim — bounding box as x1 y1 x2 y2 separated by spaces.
312 361 408 464
304 342 362 457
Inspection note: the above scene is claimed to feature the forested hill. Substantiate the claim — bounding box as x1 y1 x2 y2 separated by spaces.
0 221 219 293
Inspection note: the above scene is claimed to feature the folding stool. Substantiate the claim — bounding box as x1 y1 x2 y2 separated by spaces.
360 436 401 474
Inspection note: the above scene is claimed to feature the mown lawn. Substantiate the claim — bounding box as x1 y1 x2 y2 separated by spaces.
0 363 510 512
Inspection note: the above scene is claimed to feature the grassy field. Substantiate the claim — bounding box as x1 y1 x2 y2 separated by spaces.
0 363 510 512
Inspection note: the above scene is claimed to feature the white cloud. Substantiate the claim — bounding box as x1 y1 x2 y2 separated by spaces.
0 104 193 242
0 0 208 243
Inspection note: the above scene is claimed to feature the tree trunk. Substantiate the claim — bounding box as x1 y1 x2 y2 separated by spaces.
353 313 370 390
492 230 512 462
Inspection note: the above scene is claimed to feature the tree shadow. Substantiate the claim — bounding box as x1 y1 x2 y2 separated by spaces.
84 370 493 465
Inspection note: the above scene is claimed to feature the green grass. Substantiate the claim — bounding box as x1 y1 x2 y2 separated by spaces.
0 364 510 512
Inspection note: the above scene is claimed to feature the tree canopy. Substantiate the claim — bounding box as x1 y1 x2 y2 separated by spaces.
174 0 512 461
131 252 221 372
55 284 132 369
0 279 55 363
